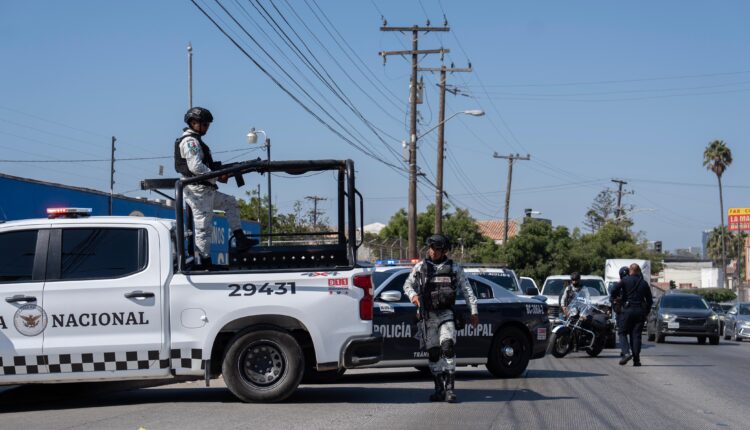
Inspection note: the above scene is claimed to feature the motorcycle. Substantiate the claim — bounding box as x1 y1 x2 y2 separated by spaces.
548 287 612 358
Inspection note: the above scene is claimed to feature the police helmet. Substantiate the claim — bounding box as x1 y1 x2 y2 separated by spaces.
570 272 581 282
425 234 452 251
619 266 629 279
184 107 214 125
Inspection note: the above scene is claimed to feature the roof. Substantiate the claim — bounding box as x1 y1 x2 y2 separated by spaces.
476 220 519 242
545 275 604 280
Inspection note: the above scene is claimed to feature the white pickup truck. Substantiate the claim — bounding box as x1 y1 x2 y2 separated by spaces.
0 159 381 402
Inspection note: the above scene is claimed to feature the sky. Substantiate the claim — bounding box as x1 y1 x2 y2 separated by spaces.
1 0 748 251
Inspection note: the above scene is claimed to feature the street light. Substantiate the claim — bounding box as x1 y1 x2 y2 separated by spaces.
247 128 272 246
413 109 484 141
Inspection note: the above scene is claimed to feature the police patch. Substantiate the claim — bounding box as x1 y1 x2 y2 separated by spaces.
187 140 200 155
14 304 48 337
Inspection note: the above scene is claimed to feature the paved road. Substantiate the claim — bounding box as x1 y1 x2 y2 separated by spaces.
2 336 749 430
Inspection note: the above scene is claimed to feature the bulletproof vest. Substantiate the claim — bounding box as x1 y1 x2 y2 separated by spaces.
174 131 215 177
420 259 457 311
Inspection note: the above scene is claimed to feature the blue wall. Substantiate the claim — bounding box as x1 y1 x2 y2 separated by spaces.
0 174 260 264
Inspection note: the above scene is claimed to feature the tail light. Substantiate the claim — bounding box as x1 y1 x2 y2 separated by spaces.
353 273 374 321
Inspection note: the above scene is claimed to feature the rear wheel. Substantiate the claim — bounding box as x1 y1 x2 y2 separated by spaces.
486 326 531 378
709 336 719 345
724 326 731 341
222 329 304 403
697 336 706 344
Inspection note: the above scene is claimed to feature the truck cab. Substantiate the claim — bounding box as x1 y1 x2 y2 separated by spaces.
0 159 381 402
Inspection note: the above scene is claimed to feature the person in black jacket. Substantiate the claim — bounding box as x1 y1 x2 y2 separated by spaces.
610 263 653 366
613 266 631 358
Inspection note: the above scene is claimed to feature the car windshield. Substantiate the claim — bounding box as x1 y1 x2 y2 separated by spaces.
740 304 750 315
579 279 607 296
542 279 567 295
661 295 709 310
477 272 519 292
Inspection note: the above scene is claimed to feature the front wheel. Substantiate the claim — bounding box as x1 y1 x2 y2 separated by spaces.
585 336 605 357
222 329 304 403
486 326 531 378
551 332 573 358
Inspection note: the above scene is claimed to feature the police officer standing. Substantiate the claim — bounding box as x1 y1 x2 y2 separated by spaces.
610 263 653 366
403 234 479 403
612 266 631 358
175 107 255 269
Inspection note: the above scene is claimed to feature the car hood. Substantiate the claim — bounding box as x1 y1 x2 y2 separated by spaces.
661 309 713 317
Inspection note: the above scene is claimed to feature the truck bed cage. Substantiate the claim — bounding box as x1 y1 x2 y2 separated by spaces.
143 159 362 272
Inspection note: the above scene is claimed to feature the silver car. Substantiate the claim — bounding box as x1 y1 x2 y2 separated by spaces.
723 302 750 341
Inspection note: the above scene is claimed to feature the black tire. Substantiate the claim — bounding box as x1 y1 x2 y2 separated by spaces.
585 336 605 357
551 332 573 358
222 329 304 403
736 334 743 342
486 326 531 378
724 326 731 341
697 336 706 344
709 336 719 345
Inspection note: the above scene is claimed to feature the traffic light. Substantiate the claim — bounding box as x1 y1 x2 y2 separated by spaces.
654 241 663 253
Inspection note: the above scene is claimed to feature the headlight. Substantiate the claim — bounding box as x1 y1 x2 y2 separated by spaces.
709 315 718 321
661 314 672 320
742 321 750 327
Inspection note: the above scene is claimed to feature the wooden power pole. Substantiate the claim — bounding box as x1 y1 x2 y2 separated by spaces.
380 22 449 258
417 64 472 234
305 195 327 231
493 153 530 245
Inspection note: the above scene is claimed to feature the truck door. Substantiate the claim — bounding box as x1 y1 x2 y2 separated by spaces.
41 226 168 379
0 228 49 380
372 271 422 361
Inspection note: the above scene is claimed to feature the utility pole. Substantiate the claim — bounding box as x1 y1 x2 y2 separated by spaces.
305 195 327 230
380 20 449 259
611 179 633 224
256 184 261 223
493 153 530 245
109 136 116 216
417 63 472 234
187 42 193 109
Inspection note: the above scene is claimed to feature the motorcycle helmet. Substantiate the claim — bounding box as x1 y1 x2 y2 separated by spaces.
618 266 629 279
425 234 452 251
184 106 214 125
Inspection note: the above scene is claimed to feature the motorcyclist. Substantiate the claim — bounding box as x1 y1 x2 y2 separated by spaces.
175 106 256 269
560 272 584 318
403 234 479 403
610 263 653 366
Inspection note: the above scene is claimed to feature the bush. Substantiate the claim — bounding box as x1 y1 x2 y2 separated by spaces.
674 288 737 303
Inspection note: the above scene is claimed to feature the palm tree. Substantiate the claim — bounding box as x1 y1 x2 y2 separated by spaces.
703 140 733 288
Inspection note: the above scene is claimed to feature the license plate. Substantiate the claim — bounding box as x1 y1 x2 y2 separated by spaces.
668 322 679 329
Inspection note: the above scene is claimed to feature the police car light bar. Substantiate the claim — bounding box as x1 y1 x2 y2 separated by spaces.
46 208 93 219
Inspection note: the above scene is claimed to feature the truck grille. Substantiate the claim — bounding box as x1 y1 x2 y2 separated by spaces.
548 305 561 319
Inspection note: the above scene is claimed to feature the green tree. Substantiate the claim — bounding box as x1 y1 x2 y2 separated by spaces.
706 226 747 280
703 139 733 288
584 189 616 232
499 219 574 282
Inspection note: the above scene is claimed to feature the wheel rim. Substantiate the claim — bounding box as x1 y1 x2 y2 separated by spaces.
498 335 522 367
239 341 287 387
554 334 570 355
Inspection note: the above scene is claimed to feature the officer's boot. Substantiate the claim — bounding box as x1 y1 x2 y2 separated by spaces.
232 229 258 252
429 373 445 402
444 372 457 403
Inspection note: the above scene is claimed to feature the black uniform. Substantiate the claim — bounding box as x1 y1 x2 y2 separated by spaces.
610 275 653 364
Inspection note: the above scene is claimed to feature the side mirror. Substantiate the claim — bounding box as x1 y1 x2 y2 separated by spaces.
525 287 540 296
379 290 402 302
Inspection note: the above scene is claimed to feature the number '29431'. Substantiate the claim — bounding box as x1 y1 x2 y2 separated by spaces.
228 282 297 297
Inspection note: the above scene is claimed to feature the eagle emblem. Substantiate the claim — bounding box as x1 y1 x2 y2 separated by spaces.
20 314 42 328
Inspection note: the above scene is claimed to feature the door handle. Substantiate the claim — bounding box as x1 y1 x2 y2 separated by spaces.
124 291 155 299
5 295 37 304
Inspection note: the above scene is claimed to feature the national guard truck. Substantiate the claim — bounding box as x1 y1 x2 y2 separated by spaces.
0 159 381 402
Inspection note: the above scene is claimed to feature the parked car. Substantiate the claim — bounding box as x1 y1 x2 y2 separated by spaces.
540 275 611 322
646 293 720 344
710 302 733 335
463 266 522 295
723 302 750 341
520 277 540 295
368 268 550 378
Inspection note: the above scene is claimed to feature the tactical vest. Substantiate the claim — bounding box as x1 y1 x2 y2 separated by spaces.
419 259 458 311
174 131 215 177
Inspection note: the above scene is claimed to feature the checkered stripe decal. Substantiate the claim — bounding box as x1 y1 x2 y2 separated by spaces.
170 348 204 371
0 351 170 376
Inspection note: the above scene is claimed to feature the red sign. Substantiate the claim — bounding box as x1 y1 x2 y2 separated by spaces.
328 278 349 287
728 208 750 232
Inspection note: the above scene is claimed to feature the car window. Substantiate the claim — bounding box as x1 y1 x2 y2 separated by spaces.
660 295 709 310
579 279 607 295
372 269 404 287
0 230 38 283
465 278 493 300
740 304 750 315
378 272 410 302
542 279 566 295
476 272 519 292
60 228 147 280
520 278 535 291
